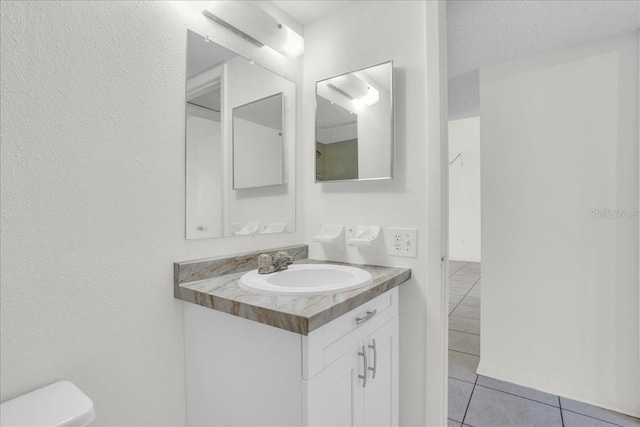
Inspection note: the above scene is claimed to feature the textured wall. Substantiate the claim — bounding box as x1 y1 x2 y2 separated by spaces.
479 33 639 417
0 2 302 425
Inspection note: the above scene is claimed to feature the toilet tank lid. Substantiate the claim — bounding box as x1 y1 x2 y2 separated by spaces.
0 381 95 427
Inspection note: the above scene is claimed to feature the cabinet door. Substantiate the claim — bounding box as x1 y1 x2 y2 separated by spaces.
309 345 365 427
363 317 398 427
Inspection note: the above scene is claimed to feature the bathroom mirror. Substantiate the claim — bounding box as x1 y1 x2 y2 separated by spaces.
233 93 284 189
185 29 296 239
315 61 394 182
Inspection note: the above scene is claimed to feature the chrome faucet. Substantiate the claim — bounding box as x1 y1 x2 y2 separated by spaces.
258 251 293 274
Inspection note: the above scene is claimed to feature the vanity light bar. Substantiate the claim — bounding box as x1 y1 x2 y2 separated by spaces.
326 74 380 106
326 83 356 101
202 9 264 48
202 2 304 58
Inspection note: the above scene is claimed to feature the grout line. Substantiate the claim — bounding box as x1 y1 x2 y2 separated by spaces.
449 314 481 321
457 301 481 309
559 396 565 427
450 330 480 337
449 261 469 275
460 373 479 426
447 348 481 358
449 276 481 317
560 408 632 427
449 327 480 336
448 374 477 385
448 349 479 357
473 384 561 410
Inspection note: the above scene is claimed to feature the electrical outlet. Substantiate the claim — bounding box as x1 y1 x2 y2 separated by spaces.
388 227 418 258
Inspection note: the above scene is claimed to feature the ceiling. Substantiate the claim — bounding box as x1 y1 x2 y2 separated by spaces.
272 1 356 25
447 0 640 120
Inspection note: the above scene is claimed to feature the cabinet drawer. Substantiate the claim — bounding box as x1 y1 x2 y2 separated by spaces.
303 288 398 379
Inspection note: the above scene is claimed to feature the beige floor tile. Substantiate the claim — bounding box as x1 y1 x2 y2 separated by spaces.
449 303 458 315
449 293 464 305
452 304 481 320
449 330 480 356
466 288 481 298
560 397 640 427
449 315 480 335
448 378 474 422
563 410 623 427
459 295 481 308
449 287 469 297
477 376 558 407
449 261 468 273
449 350 479 384
465 386 562 427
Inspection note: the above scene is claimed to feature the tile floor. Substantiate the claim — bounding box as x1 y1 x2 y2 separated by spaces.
447 261 640 427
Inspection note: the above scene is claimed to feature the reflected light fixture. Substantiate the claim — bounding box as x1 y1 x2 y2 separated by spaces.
326 74 379 106
202 2 304 58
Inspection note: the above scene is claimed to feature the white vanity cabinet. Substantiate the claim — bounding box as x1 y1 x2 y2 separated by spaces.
184 287 399 427
304 317 398 426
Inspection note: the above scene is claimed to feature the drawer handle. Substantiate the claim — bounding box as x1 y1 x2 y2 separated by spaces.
358 345 368 388
356 309 377 325
368 338 377 379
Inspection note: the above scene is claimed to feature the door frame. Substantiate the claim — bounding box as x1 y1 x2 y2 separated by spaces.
424 2 450 425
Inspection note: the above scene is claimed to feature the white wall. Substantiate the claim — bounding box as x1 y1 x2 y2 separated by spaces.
448 117 481 262
0 2 303 425
479 33 639 416
302 2 446 425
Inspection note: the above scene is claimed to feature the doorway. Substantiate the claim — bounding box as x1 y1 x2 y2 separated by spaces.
445 1 640 425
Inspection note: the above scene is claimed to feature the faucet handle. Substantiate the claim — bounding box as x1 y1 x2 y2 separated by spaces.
258 254 274 269
274 251 290 262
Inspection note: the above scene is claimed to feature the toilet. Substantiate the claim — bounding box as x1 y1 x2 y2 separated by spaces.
0 381 95 427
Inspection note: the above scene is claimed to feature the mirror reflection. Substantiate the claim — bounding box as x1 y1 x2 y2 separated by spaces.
315 61 394 182
233 93 284 189
185 30 296 239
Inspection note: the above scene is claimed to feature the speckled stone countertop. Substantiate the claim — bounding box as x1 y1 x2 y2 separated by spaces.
174 245 411 335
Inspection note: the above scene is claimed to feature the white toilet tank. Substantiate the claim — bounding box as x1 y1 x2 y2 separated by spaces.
0 381 95 427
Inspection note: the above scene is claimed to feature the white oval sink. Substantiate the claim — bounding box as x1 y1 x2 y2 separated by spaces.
239 264 373 296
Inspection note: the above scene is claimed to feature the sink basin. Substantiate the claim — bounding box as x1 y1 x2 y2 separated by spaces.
239 264 373 296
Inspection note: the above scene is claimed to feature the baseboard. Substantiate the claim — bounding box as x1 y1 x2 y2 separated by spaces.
449 257 481 263
475 361 640 418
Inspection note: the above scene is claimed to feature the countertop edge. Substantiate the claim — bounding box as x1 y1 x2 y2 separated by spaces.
175 285 310 335
306 267 411 333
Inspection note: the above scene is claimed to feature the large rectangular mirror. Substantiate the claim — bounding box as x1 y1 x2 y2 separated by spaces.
315 61 394 182
185 30 296 239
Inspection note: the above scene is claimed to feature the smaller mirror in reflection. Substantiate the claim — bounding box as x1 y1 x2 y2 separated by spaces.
315 61 393 182
233 93 284 189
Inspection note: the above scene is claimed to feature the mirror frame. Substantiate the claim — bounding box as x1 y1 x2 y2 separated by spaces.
314 60 394 183
232 92 286 190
